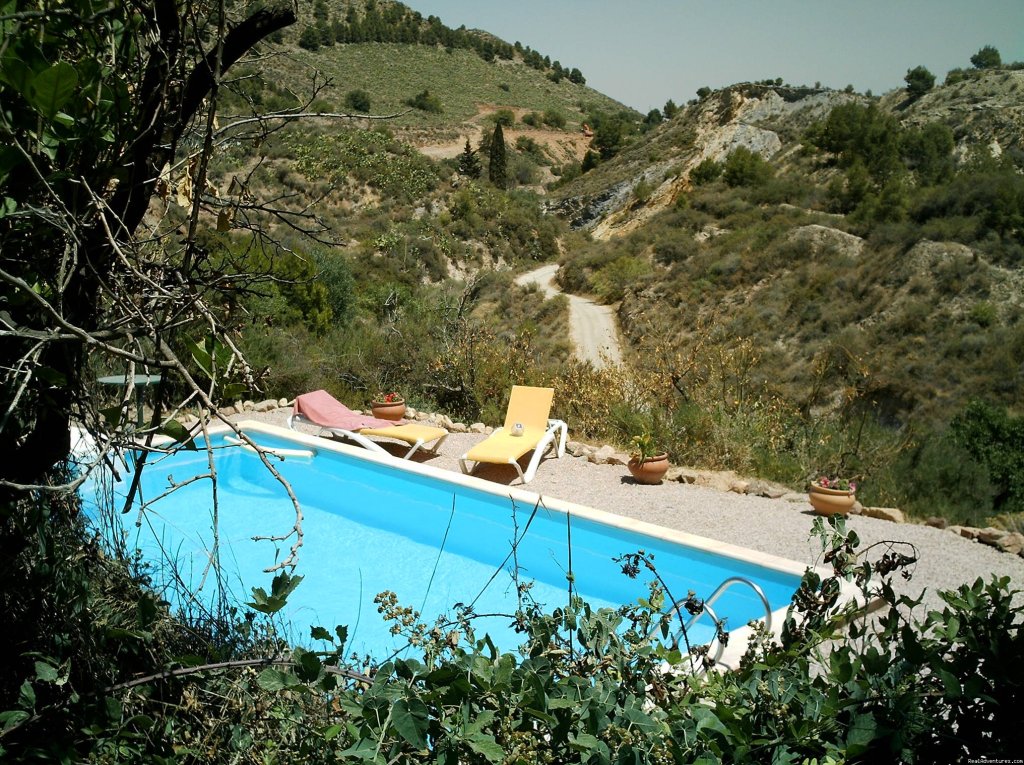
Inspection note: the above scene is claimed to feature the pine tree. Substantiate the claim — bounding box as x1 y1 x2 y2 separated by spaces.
970 45 1001 69
488 122 507 188
904 65 935 100
457 138 481 179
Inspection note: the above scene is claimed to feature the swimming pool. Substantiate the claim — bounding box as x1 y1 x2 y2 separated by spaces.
84 420 809 664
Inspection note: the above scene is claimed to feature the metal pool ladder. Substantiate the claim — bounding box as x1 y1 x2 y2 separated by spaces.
670 576 773 670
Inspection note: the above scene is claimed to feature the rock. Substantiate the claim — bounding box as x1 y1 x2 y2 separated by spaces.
484 426 493 435
925 516 948 529
254 399 278 413
698 122 781 165
565 441 592 458
787 224 865 259
665 466 692 483
590 445 626 466
694 224 727 243
693 470 740 493
450 422 467 433
728 480 750 495
781 492 808 503
677 468 700 484
220 405 237 416
906 240 976 273
849 501 863 516
278 398 289 407
862 506 905 524
996 532 1024 556
243 399 255 412
977 527 1007 546
956 526 981 540
469 422 486 433
746 479 789 499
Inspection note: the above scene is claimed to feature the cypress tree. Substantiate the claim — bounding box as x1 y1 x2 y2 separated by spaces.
457 138 481 179
488 122 507 188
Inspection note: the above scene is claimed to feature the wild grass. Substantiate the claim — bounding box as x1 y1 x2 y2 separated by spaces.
260 44 626 129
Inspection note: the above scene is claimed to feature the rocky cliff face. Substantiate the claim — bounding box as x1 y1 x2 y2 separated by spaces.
559 84 860 239
881 69 1024 157
555 74 1023 239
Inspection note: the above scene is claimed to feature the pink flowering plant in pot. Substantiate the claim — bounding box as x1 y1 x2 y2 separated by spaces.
812 476 857 493
808 474 858 516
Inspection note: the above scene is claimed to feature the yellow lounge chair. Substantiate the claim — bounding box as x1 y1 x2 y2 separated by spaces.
459 385 567 484
287 390 448 459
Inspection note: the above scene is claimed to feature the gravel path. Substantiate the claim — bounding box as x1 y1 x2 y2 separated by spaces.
515 264 623 368
237 409 1024 615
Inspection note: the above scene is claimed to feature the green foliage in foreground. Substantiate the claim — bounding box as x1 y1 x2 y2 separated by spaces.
4 503 1022 763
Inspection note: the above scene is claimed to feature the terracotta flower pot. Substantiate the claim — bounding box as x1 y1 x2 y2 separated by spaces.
627 453 670 485
808 484 856 516
371 399 406 421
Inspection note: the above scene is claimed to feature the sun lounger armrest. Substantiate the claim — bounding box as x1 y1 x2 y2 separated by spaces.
547 418 568 457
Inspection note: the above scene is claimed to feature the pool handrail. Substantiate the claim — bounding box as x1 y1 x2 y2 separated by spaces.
671 576 773 672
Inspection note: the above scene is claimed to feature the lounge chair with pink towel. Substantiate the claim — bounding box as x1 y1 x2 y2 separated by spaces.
287 390 448 459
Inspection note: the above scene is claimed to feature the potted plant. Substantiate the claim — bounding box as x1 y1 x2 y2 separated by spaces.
627 433 670 485
371 391 406 421
808 475 857 516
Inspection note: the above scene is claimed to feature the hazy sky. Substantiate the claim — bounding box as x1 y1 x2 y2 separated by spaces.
403 1 1024 112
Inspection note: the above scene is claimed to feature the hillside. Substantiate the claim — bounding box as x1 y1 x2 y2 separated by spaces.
550 69 1023 235
541 69 1024 521
9 6 1024 763
245 0 631 168
200 12 1024 525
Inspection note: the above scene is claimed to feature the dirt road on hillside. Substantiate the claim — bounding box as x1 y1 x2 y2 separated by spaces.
409 105 592 164
515 264 623 368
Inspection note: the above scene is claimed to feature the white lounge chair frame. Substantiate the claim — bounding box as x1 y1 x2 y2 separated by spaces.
459 418 567 484
286 412 448 460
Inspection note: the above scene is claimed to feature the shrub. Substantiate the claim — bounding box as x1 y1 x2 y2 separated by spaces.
521 111 541 127
950 400 1024 515
343 88 371 113
514 136 548 165
404 89 442 113
945 67 969 85
491 108 514 127
722 146 774 187
541 109 566 129
808 103 902 183
904 65 935 99
510 155 539 186
590 256 651 303
971 44 1002 69
689 157 722 185
632 179 653 204
297 25 321 51
875 432 996 525
653 237 698 265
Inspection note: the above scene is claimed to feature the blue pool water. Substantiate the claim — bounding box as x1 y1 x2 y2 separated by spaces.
84 429 803 659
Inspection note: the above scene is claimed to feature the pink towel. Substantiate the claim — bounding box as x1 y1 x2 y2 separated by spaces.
293 390 405 429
